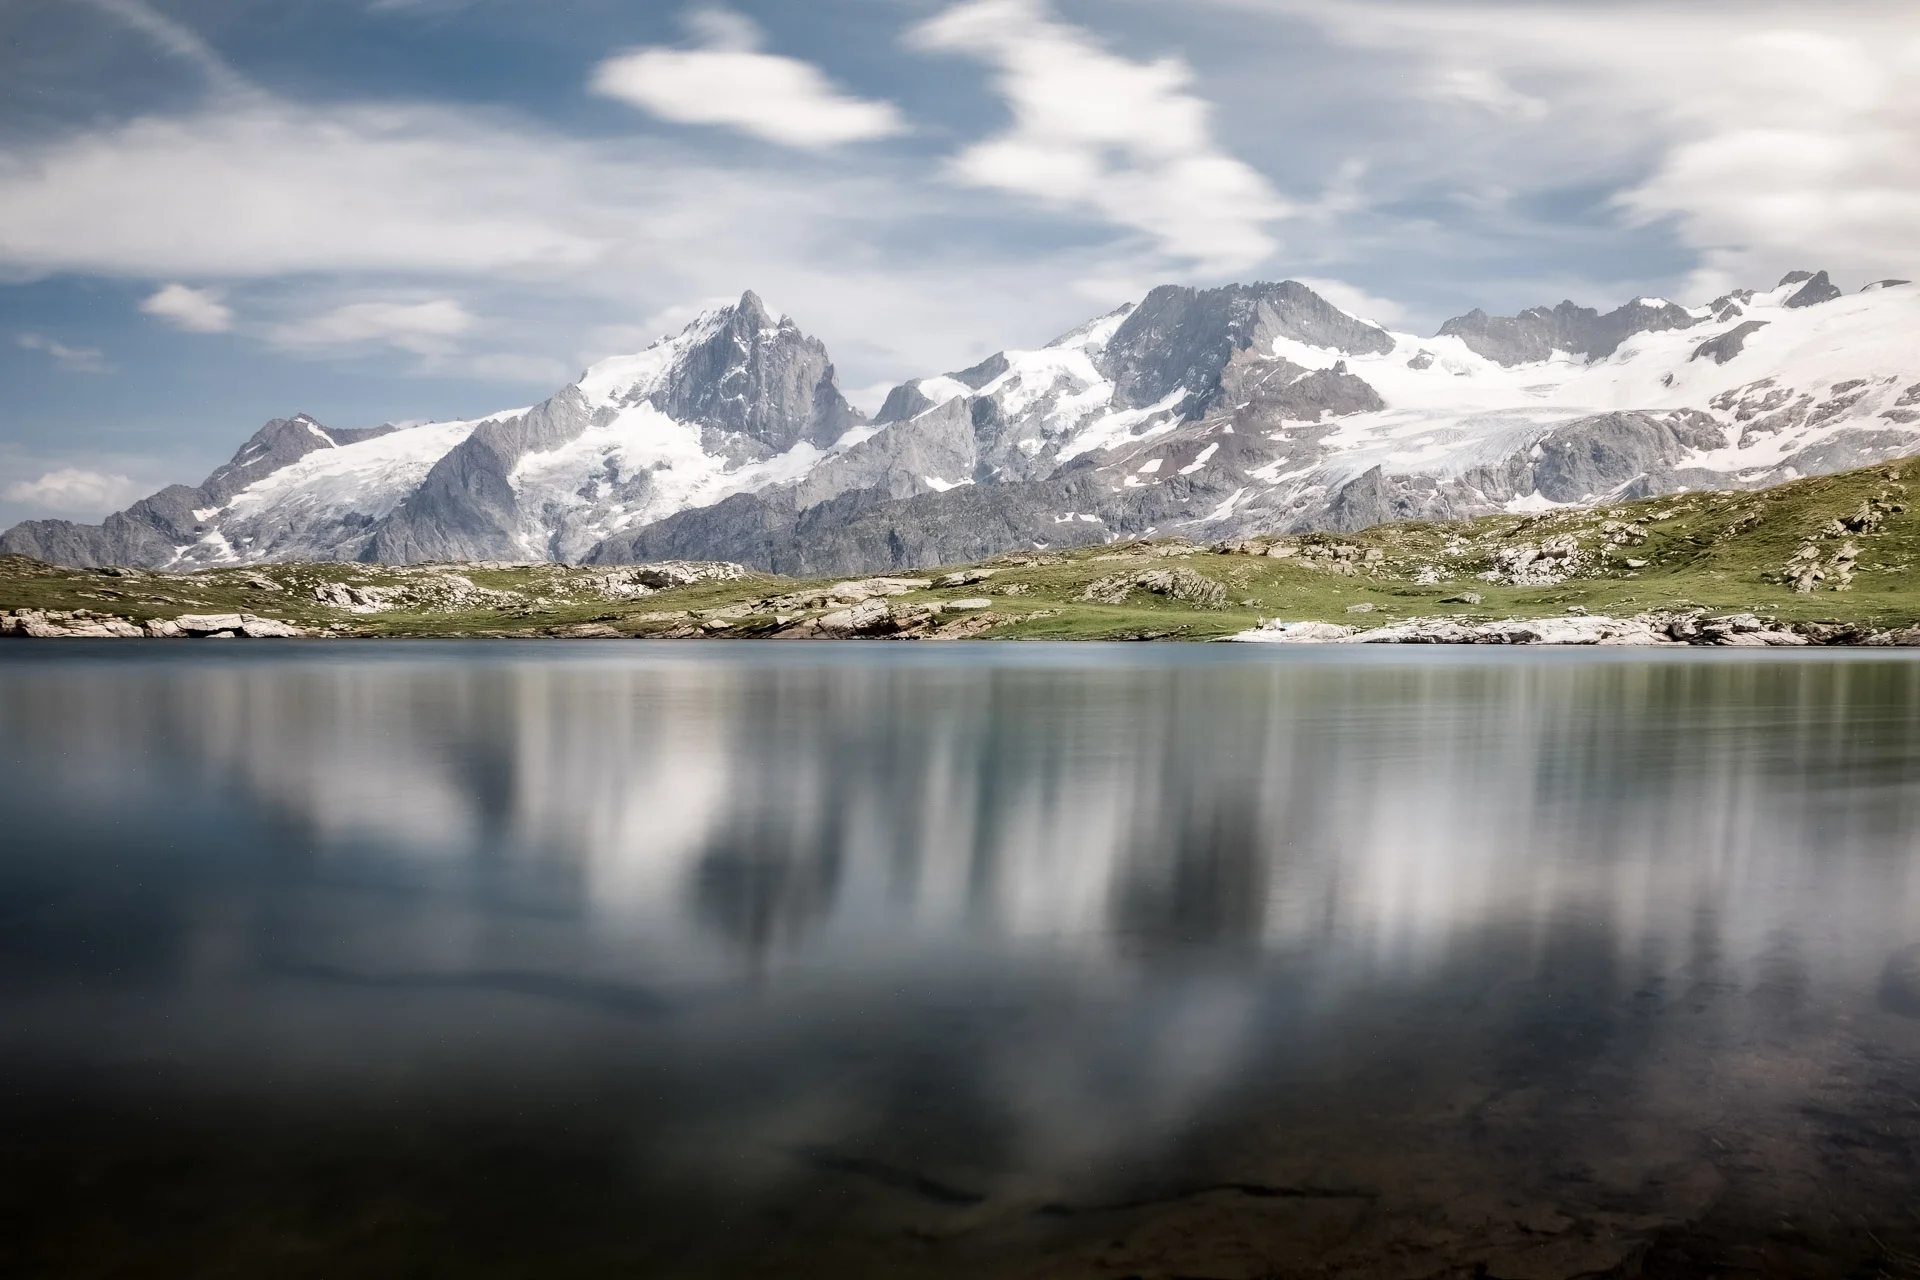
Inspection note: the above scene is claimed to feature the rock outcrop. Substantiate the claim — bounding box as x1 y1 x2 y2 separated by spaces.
1232 611 1816 646
2 608 310 638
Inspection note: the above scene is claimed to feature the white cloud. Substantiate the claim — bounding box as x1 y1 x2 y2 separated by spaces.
18 332 109 373
1249 0 1920 297
591 8 907 149
272 299 478 355
140 282 232 332
910 0 1290 273
0 104 609 278
4 467 143 513
1294 277 1407 327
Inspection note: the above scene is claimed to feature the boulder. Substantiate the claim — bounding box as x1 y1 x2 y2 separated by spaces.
816 598 894 635
238 615 306 638
174 613 247 636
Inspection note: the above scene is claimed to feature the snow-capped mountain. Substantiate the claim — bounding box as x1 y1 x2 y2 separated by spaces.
6 272 1918 574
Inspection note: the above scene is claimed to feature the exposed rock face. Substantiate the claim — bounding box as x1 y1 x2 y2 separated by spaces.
1691 321 1769 365
1099 280 1394 412
1784 270 1842 309
649 291 859 453
1437 298 1699 366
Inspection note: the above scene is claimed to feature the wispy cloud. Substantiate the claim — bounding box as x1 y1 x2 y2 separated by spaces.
272 299 477 355
18 333 109 374
592 7 907 149
140 283 232 333
76 0 257 100
910 0 1290 273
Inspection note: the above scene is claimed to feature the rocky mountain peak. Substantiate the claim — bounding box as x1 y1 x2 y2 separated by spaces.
1100 280 1395 414
654 292 857 452
575 291 860 453
198 415 396 507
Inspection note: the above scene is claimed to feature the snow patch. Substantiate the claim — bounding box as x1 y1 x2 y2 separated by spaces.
1178 443 1219 475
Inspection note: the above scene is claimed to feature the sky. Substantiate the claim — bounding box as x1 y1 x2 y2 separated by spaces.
3 0 1918 526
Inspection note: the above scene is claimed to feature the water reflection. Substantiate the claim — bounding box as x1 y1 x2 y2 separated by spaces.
1 645 1918 1278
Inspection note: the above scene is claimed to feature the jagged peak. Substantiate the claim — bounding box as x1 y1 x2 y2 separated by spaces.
574 290 813 408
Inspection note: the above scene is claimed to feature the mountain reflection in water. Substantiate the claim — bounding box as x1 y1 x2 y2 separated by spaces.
1 644 1918 1279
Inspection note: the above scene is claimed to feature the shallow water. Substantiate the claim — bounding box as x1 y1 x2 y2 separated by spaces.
2 642 1919 1279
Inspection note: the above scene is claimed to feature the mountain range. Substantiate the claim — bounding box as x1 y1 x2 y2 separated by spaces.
6 270 1917 575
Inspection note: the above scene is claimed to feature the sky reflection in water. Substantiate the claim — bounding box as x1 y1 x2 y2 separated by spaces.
2 644 1918 1278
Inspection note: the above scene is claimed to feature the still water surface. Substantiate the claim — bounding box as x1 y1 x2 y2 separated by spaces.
3 643 1919 1278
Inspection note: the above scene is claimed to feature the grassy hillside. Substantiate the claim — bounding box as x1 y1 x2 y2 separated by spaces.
5 460 1919 640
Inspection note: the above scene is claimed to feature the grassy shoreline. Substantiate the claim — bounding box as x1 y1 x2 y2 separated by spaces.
6 461 1920 643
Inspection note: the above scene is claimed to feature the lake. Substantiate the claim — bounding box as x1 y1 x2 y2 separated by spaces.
2 642 1918 1279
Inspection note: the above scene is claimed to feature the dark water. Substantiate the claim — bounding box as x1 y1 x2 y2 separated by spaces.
3 643 1920 1279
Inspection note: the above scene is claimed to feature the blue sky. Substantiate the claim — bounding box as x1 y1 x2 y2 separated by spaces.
3 0 1917 524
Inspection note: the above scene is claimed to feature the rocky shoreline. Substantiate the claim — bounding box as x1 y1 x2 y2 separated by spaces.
2 609 309 639
1232 610 1920 647
10 600 1920 646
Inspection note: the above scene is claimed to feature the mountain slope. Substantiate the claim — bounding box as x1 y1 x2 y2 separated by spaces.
7 274 1919 574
